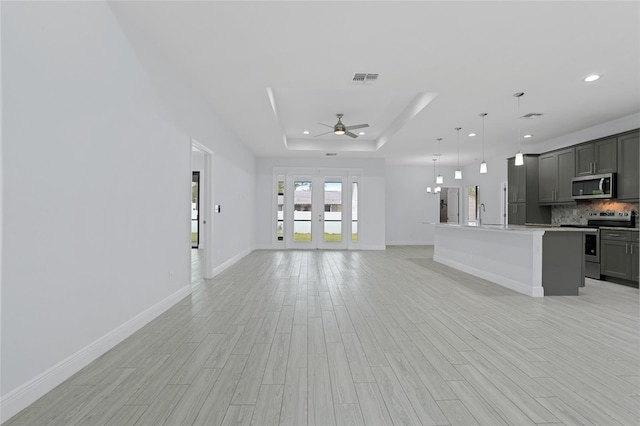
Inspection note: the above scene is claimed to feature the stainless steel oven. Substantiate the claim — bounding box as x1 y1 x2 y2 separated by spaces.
561 211 636 280
584 230 600 279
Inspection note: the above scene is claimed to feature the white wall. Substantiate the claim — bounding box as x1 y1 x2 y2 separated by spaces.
112 5 256 271
385 165 456 244
255 158 385 250
1 2 255 421
1 0 192 417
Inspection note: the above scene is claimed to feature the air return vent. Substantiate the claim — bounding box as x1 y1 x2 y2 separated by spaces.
521 113 543 119
352 73 379 84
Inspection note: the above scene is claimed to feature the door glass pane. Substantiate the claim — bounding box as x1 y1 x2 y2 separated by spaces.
277 180 284 241
293 181 312 242
324 181 342 242
352 182 358 242
192 172 199 248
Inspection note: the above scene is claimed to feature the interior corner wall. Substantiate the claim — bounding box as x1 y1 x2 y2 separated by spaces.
385 165 448 245
110 3 256 270
254 157 385 250
1 2 192 421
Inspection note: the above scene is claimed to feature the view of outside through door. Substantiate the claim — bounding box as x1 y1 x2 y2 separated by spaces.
279 172 359 247
293 181 313 241
324 181 342 242
192 172 199 248
352 182 358 241
277 180 284 240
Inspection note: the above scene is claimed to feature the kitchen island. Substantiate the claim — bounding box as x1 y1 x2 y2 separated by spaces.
434 224 589 297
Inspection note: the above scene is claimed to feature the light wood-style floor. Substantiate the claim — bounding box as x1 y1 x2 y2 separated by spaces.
5 246 640 426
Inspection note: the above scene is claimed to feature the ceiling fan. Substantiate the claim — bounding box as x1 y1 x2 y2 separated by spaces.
315 114 369 138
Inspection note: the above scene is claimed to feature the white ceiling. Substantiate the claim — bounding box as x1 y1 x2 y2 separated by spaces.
112 1 640 166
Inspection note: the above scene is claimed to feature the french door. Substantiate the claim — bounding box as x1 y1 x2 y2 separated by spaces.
286 172 349 249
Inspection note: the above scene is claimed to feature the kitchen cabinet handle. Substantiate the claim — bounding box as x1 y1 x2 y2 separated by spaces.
626 244 629 254
608 234 621 237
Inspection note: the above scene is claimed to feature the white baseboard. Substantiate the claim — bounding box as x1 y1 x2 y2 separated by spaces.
433 255 543 297
208 248 253 278
357 244 386 250
0 285 192 423
386 241 434 246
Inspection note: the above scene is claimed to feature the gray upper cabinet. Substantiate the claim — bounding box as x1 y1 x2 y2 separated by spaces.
616 131 639 201
508 155 550 225
538 147 575 204
575 137 617 177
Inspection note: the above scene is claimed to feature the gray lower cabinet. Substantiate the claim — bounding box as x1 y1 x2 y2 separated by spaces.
575 137 617 176
600 230 639 283
616 131 639 201
507 155 550 225
538 147 575 204
633 242 639 282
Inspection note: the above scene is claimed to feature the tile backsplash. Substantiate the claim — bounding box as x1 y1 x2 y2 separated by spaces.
552 200 639 225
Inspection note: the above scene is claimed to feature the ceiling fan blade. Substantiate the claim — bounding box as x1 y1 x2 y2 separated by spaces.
314 130 334 137
345 123 369 130
318 123 334 128
344 130 358 138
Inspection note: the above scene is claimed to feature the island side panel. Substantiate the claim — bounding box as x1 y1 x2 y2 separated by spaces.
433 225 545 297
541 231 585 296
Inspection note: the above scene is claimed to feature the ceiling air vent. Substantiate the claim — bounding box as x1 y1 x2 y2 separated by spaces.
521 113 543 119
326 152 338 156
352 73 379 84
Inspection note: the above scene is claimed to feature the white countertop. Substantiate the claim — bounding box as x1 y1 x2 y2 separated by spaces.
435 223 594 233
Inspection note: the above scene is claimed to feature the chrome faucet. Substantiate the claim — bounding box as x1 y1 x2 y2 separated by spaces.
478 203 486 226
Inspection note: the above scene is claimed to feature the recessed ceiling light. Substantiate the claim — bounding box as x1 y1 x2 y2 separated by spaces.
359 132 365 135
303 130 309 135
584 74 600 82
468 133 476 137
524 134 533 138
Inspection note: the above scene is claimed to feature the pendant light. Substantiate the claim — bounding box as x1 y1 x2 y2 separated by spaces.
479 113 488 174
436 138 444 184
514 92 524 166
454 127 462 179
426 158 438 193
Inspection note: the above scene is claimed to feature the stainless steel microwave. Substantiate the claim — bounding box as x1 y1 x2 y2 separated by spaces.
571 173 616 200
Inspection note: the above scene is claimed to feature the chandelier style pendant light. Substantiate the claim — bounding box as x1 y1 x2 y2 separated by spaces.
454 127 462 179
436 138 444 184
479 113 488 174
514 92 525 166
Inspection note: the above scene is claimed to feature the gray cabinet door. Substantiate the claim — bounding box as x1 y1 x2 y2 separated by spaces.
601 240 631 280
594 137 617 174
556 147 575 202
617 131 639 201
575 143 595 176
538 153 556 203
507 158 518 203
575 137 617 176
632 243 639 283
516 161 526 203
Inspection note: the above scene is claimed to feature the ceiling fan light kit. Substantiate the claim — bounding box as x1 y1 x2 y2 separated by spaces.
315 113 369 139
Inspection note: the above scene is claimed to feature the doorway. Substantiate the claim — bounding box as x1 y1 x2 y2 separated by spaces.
287 174 348 249
191 171 200 248
439 187 460 224
191 139 214 279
